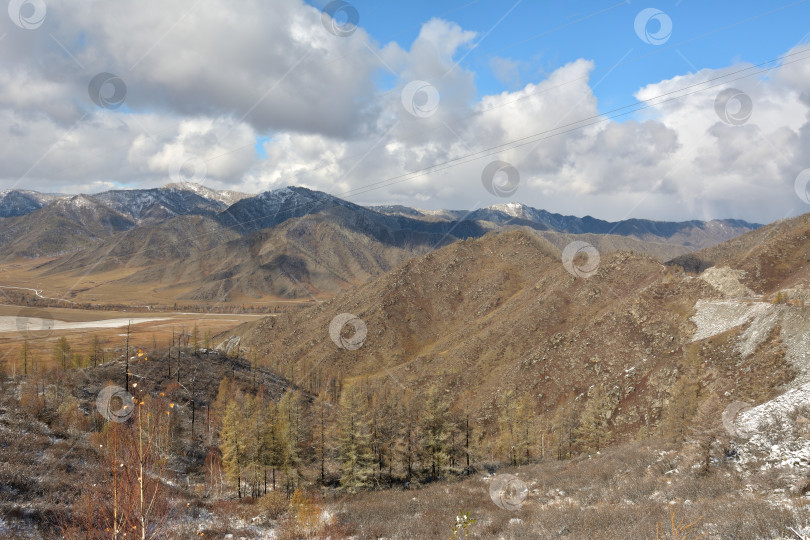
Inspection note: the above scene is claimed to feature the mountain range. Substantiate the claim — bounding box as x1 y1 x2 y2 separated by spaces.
0 183 762 304
230 210 810 448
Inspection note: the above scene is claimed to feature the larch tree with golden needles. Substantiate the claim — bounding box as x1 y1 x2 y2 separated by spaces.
576 385 615 453
552 399 579 460
687 393 726 475
220 396 247 497
497 390 535 466
53 336 71 371
19 339 30 376
278 389 311 493
662 375 701 442
262 399 288 492
420 387 451 481
397 397 421 483
337 385 373 491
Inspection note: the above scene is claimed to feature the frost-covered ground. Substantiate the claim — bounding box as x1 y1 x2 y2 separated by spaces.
733 382 810 472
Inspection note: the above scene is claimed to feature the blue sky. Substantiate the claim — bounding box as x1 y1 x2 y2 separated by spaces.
3 0 810 221
313 0 810 112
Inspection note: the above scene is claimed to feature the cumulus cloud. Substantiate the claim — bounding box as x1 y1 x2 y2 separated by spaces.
0 0 809 223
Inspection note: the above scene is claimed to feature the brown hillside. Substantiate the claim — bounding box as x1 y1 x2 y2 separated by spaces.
668 212 810 295
234 228 803 446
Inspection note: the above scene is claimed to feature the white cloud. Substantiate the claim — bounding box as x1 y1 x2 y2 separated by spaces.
0 0 809 223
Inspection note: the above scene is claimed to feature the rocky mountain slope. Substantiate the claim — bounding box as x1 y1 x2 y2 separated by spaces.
0 189 62 218
232 213 810 443
0 195 136 258
668 213 810 297
92 185 231 224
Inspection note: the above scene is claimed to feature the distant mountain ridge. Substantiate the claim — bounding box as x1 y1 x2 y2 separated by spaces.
0 183 764 303
0 183 761 249
371 201 760 249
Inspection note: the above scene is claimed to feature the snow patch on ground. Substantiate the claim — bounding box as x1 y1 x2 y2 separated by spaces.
734 382 810 470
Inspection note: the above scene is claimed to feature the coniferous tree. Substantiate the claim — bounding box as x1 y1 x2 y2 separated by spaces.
420 388 450 480
19 340 30 376
687 393 726 475
53 336 72 371
220 397 246 497
263 400 287 491
336 385 373 491
661 375 701 442
397 398 420 484
277 390 309 493
211 377 233 435
241 394 264 497
374 391 399 485
497 390 516 465
90 335 102 368
552 400 579 460
576 385 615 452
313 395 332 485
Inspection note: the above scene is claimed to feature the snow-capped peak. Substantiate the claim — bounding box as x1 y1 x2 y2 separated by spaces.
486 202 528 218
60 194 97 210
163 182 247 206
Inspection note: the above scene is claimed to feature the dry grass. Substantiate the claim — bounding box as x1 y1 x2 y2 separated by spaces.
300 440 810 540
